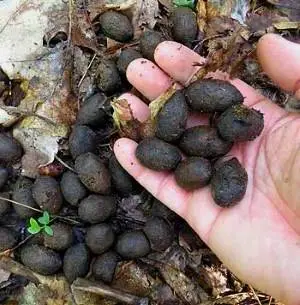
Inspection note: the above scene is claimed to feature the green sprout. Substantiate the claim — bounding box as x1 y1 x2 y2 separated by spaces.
173 0 195 9
27 211 53 236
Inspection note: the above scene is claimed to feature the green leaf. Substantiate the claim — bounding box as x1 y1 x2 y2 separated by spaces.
173 0 195 9
30 218 41 230
27 226 41 235
44 226 53 236
38 211 50 225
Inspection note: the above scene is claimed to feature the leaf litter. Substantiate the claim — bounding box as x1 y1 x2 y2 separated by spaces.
0 0 299 304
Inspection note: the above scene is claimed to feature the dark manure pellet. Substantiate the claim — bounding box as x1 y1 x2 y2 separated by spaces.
32 176 63 214
171 7 197 46
117 49 142 75
0 192 10 217
69 125 96 159
12 177 39 219
44 223 74 251
63 243 90 283
211 157 248 207
116 230 150 259
0 133 22 164
78 194 116 224
76 93 108 127
143 217 173 252
21 244 62 275
0 227 17 251
136 137 182 171
139 30 165 61
99 11 133 42
0 166 8 189
85 223 115 254
109 155 135 195
156 91 188 142
75 152 111 194
92 251 119 283
60 171 87 206
185 79 244 113
174 157 212 190
179 126 233 158
96 59 122 94
217 104 264 142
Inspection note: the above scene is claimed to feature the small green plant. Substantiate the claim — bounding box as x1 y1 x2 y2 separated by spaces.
173 0 195 9
27 211 54 236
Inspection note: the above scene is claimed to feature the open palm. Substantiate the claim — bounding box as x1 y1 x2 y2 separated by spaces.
114 34 300 305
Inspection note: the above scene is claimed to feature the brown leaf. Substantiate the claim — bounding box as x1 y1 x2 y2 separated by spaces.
131 0 160 39
197 0 250 32
199 265 230 296
111 98 143 141
246 11 287 35
158 263 208 304
112 261 156 296
273 21 300 29
71 18 101 54
196 0 207 32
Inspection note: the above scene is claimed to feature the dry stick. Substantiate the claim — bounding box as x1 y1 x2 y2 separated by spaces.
0 196 42 213
68 0 73 47
0 196 81 224
55 155 76 173
268 296 273 305
0 256 40 284
78 53 97 88
72 278 149 305
0 106 57 126
0 235 33 256
249 285 263 305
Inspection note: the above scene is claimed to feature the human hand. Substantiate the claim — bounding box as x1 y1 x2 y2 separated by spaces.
114 34 300 305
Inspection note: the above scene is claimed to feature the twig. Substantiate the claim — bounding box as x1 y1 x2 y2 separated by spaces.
0 256 40 284
0 235 33 256
0 196 42 213
268 297 273 305
0 106 57 126
0 196 81 224
193 34 224 52
72 278 149 305
55 155 76 173
78 53 97 88
52 215 82 225
68 0 74 47
249 285 263 305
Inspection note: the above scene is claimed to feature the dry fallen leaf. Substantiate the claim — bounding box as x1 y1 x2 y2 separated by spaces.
131 0 160 38
159 263 208 304
0 268 10 284
273 21 300 29
0 0 77 178
112 261 156 296
266 0 300 10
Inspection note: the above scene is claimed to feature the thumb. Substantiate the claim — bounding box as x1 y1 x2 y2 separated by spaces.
257 34 300 99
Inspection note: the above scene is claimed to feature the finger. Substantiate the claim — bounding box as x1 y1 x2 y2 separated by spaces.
257 34 300 98
118 93 150 122
126 58 173 101
154 41 205 85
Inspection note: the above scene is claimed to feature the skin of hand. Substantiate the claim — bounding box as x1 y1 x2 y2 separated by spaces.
113 33 300 305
